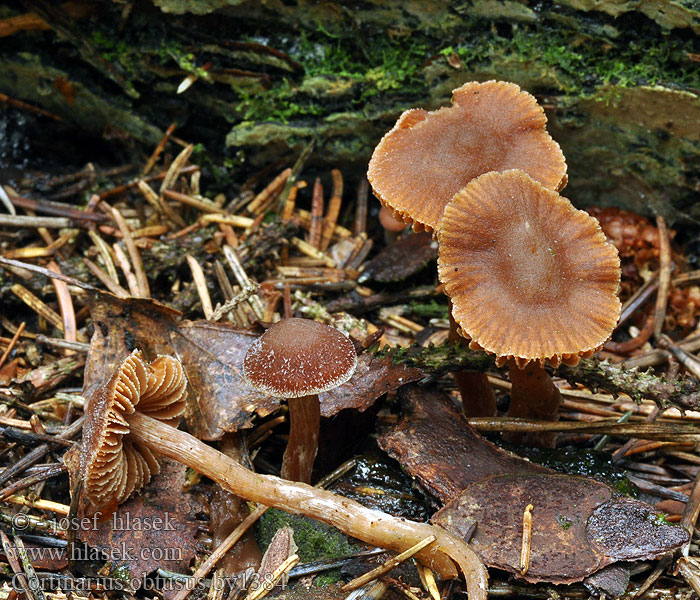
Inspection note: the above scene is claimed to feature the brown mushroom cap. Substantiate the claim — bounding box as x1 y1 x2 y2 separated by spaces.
367 80 567 233
243 318 358 398
437 169 621 367
79 350 187 508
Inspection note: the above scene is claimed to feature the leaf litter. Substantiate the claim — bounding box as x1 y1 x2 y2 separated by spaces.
0 125 700 600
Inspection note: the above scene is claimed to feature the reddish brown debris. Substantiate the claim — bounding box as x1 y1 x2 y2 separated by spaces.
588 207 663 258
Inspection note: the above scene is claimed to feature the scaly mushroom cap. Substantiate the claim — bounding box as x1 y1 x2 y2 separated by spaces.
437 170 621 367
243 318 358 398
367 80 567 233
80 350 187 508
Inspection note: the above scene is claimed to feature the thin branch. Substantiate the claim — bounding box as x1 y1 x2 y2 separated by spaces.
386 343 700 410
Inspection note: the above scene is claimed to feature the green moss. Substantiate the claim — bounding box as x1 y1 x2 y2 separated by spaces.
557 515 573 529
650 512 674 526
405 300 449 320
109 564 132 584
440 19 698 97
614 478 639 498
165 48 213 80
89 28 139 78
255 509 356 585
231 30 430 124
236 80 324 122
87 20 219 85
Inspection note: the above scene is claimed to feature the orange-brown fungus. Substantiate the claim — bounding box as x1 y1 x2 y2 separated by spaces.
438 169 621 367
80 350 187 509
367 80 567 233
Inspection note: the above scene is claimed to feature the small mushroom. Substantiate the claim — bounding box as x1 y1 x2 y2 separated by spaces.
368 80 567 417
438 169 621 446
71 352 488 597
74 350 186 510
243 317 358 483
368 80 567 234
378 205 408 244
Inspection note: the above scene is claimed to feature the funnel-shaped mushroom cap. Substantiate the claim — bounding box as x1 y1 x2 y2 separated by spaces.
243 318 358 398
79 350 187 509
437 170 621 366
367 80 567 233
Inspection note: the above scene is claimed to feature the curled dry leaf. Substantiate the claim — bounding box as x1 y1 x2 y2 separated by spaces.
319 353 423 418
68 350 187 511
379 386 689 584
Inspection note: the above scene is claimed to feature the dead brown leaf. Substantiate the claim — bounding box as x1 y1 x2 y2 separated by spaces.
84 292 181 399
433 473 688 583
378 386 547 502
170 320 279 440
77 458 206 584
380 386 689 583
319 354 423 418
358 232 437 283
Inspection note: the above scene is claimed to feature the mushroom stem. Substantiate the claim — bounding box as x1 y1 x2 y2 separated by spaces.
378 206 407 244
125 411 488 599
505 361 560 447
281 394 320 483
449 304 496 417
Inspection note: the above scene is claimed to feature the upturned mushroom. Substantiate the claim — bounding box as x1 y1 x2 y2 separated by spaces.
70 350 488 599
367 80 568 417
68 350 187 511
438 169 621 446
243 317 358 483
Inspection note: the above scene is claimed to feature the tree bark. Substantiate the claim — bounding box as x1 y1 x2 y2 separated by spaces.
1 0 698 221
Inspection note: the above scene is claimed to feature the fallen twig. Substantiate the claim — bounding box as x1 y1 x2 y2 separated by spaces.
387 343 700 410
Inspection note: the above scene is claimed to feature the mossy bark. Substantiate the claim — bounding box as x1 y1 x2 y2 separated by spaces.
2 0 699 221
384 342 700 411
